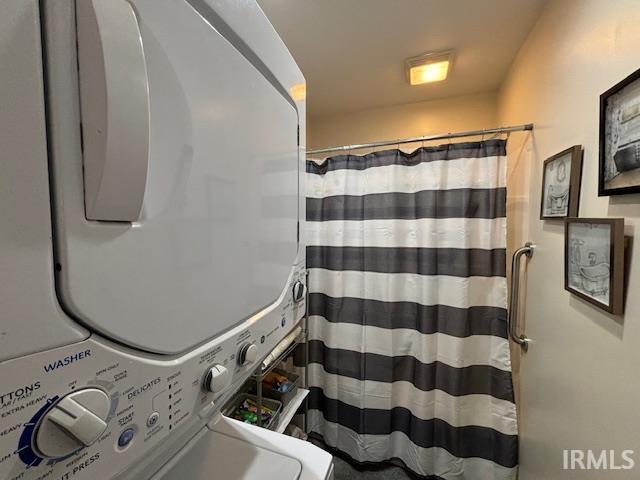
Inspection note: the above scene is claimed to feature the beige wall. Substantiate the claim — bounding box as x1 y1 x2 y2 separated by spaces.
499 0 640 478
308 92 498 152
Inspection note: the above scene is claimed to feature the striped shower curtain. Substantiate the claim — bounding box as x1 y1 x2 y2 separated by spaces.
305 139 518 479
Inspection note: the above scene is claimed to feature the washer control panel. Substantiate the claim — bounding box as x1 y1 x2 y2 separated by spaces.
0 268 306 480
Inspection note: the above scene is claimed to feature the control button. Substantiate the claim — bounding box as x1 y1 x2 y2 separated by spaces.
34 388 111 459
292 281 306 303
237 342 258 366
204 364 230 393
146 412 160 428
118 427 136 448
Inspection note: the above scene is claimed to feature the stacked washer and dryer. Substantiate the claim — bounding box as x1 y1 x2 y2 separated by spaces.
0 1 333 479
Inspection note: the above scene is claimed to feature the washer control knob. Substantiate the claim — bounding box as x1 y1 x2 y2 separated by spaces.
238 342 258 366
204 364 230 393
292 281 306 303
35 388 110 458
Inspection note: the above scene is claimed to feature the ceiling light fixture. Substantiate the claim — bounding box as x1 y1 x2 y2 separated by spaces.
405 51 454 86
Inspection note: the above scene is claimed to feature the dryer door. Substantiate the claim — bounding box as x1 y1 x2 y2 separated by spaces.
49 0 300 353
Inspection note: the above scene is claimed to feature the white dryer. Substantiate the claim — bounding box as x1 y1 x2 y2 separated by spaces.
0 0 331 479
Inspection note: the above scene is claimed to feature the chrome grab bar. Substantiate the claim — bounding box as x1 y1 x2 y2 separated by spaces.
508 242 534 350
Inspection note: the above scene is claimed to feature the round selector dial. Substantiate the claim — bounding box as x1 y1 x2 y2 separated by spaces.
292 281 307 303
237 342 258 366
34 388 111 459
204 364 230 393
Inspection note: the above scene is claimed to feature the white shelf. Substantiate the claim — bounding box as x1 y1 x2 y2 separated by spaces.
275 388 309 434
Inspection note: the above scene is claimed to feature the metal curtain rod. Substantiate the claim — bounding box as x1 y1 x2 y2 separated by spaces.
306 123 533 155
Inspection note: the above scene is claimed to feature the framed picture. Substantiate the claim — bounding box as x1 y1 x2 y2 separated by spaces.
540 145 583 219
599 68 640 195
564 218 624 314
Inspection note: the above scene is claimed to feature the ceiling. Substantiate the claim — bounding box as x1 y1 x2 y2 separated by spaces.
257 0 547 118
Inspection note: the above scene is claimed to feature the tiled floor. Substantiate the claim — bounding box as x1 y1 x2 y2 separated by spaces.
333 456 411 480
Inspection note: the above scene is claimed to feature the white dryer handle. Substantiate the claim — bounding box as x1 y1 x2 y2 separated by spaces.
76 0 150 222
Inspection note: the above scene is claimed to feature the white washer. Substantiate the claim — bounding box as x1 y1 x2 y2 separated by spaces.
0 1 328 479
153 416 333 480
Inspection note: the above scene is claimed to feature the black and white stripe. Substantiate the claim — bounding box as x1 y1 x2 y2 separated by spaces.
308 424 517 480
308 293 508 338
308 388 518 468
307 318 512 371
310 268 507 309
306 365 517 435
306 139 506 174
307 246 507 277
305 141 517 479
307 188 507 221
306 218 507 249
307 340 513 400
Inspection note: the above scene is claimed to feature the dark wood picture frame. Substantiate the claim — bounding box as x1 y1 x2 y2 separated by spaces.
540 145 583 220
599 67 640 196
564 218 624 314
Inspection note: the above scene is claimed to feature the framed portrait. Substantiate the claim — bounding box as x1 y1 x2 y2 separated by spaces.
564 218 624 314
599 68 640 195
540 145 583 219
